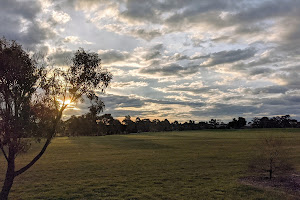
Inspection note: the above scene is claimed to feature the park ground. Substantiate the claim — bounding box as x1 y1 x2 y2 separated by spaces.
1 128 300 199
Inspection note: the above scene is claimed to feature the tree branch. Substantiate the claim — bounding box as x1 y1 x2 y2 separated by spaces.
0 146 9 162
14 109 65 177
14 137 51 176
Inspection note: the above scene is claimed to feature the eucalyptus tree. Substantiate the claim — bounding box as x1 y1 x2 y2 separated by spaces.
0 38 112 199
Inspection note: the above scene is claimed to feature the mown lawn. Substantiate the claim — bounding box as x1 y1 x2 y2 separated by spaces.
1 129 300 199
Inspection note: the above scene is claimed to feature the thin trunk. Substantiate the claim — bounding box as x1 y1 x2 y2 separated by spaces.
15 108 64 177
14 138 51 176
0 151 15 200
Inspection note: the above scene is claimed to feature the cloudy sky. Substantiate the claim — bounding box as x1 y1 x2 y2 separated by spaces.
1 0 300 122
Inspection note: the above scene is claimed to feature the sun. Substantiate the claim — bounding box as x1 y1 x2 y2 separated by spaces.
64 99 71 105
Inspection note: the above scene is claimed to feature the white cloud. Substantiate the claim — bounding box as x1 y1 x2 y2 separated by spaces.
52 10 71 24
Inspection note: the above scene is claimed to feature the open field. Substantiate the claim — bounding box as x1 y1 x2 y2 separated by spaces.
1 129 300 199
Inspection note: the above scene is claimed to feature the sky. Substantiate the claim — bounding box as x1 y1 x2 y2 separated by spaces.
1 0 300 122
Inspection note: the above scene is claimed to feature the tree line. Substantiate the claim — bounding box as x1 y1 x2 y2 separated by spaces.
59 114 300 136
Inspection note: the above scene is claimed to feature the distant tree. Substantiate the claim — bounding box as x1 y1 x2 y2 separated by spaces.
141 119 151 132
122 115 137 133
65 115 81 136
109 118 123 135
237 117 247 128
209 119 219 129
151 119 161 132
228 117 246 129
161 119 171 131
172 121 180 131
251 117 261 128
0 38 112 199
249 136 293 179
135 118 151 133
198 121 209 129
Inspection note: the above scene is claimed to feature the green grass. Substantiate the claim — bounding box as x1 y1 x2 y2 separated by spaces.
1 129 300 199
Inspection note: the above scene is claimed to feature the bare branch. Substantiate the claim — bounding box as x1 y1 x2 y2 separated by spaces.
14 137 51 176
0 146 8 162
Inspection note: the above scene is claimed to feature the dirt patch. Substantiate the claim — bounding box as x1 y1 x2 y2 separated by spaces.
240 174 300 199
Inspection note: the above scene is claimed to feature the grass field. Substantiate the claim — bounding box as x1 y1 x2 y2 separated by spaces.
1 129 300 199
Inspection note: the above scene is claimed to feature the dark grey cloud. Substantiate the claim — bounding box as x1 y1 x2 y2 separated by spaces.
98 49 130 64
232 56 279 71
120 0 160 24
48 50 73 66
229 0 300 24
165 85 216 95
0 0 56 49
190 54 211 60
243 86 289 95
202 48 256 67
249 67 274 76
164 0 235 28
130 29 162 41
142 44 164 60
145 99 205 108
281 65 300 73
191 103 259 118
275 72 300 88
139 63 198 76
256 94 300 118
0 0 41 20
102 94 145 109
144 51 161 61
140 47 257 77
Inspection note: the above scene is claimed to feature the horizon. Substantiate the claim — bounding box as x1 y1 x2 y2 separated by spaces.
1 0 300 122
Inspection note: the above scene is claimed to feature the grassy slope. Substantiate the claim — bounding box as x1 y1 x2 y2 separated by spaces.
1 129 300 199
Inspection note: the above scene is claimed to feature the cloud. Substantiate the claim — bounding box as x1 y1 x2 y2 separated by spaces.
52 10 71 24
249 67 274 76
201 48 257 67
112 81 148 88
229 0 300 24
120 0 160 24
191 103 259 118
0 0 56 50
130 28 163 41
139 63 198 77
98 49 130 64
63 36 92 45
243 86 289 95
48 50 73 66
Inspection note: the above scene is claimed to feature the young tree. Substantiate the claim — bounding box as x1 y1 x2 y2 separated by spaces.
249 136 293 179
0 38 112 199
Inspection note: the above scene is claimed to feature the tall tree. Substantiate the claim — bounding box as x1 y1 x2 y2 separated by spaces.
0 38 112 199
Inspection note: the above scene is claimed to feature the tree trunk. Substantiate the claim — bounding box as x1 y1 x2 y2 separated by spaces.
0 157 15 200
